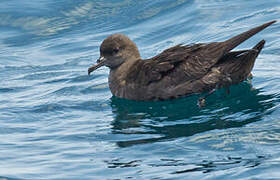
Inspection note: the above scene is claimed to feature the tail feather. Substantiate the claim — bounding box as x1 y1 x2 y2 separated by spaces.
224 20 276 52
253 39 265 52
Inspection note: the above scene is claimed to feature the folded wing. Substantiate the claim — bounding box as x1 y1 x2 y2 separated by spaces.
126 21 276 86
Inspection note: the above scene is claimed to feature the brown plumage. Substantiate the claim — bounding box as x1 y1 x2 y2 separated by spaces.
88 21 276 101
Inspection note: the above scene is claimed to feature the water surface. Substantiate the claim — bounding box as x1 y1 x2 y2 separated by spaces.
0 0 280 179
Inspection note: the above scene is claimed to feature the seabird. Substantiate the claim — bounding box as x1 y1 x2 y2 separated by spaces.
88 21 276 105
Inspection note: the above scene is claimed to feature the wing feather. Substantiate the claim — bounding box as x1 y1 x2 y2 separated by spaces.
126 42 229 85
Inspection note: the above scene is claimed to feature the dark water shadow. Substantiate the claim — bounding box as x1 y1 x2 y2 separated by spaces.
110 82 278 148
169 155 266 175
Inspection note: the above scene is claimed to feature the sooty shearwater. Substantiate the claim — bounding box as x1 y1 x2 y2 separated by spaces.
88 21 276 105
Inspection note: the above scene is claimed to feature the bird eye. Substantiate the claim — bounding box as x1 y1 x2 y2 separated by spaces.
113 48 119 54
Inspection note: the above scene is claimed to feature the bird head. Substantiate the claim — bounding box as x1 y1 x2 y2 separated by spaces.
88 34 140 75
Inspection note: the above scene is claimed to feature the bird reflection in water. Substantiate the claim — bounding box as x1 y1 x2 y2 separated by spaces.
110 82 278 147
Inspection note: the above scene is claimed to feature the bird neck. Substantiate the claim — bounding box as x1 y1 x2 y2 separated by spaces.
108 58 140 97
109 58 139 81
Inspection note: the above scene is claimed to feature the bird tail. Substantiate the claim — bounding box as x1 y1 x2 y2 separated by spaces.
253 39 265 54
224 20 276 52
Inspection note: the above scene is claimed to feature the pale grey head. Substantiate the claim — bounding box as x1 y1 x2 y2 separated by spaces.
88 34 141 75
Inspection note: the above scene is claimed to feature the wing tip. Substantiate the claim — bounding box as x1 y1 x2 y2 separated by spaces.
224 20 276 52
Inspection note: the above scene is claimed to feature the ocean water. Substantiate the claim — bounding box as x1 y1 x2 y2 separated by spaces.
0 0 280 179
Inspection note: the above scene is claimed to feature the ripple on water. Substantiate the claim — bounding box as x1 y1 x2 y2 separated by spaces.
0 0 280 179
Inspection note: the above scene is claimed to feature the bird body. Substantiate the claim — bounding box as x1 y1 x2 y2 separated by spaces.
88 21 276 101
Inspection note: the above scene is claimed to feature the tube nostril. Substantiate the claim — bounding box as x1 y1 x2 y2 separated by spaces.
97 56 105 63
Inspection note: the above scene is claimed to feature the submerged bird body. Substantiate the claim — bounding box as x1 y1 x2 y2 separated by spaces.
88 21 276 101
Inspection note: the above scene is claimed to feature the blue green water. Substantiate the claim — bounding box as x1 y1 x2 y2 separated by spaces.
0 0 280 179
